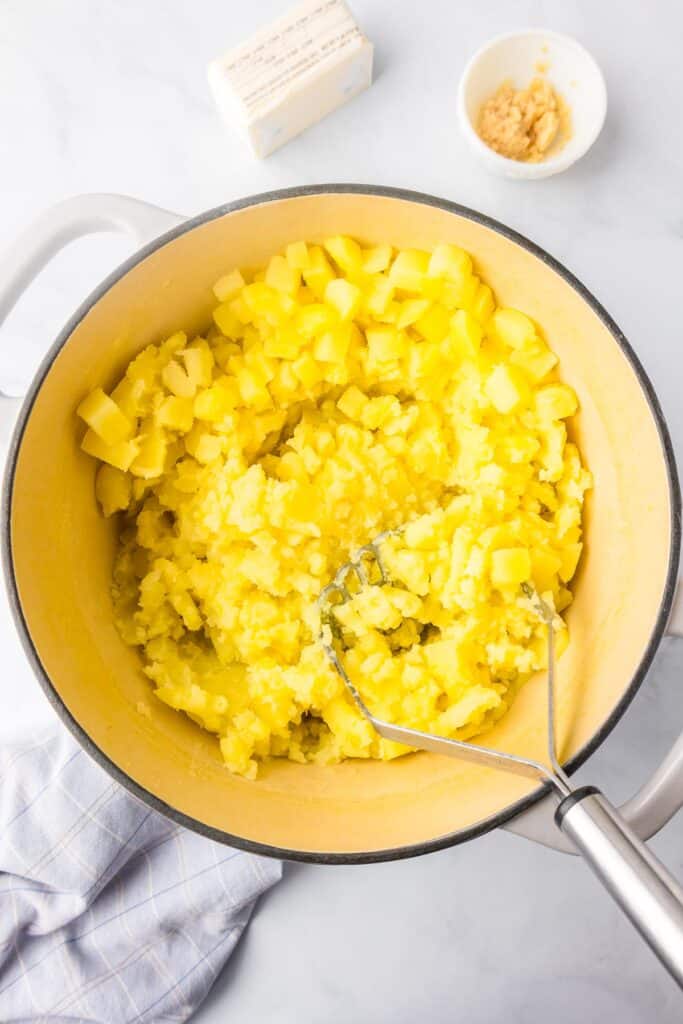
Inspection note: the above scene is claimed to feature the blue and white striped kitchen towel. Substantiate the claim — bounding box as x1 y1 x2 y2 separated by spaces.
0 727 282 1023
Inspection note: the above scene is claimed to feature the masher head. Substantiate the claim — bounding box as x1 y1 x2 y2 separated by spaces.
318 531 571 797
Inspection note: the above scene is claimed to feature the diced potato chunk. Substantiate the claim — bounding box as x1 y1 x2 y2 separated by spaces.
510 344 558 382
237 367 272 408
491 547 531 586
244 347 276 383
271 360 298 398
296 303 338 338
539 422 567 482
292 352 322 387
212 269 245 302
77 388 132 444
130 432 167 479
161 332 187 359
337 385 368 419
485 365 529 413
373 300 400 324
263 325 302 360
363 277 394 316
162 359 196 398
323 235 362 275
229 295 254 325
275 451 308 482
111 378 145 420
427 244 473 281
212 301 243 339
126 346 159 388
181 340 214 389
285 241 310 270
535 384 579 420
388 249 430 292
194 385 235 422
491 308 537 349
366 326 407 362
407 342 441 381
414 303 450 343
81 429 138 471
265 255 301 295
360 396 399 429
471 283 495 324
157 396 194 432
396 299 430 329
324 278 361 320
95 464 131 517
302 246 335 298
531 549 563 591
559 542 583 582
362 244 392 273
194 433 223 464
441 273 479 310
314 324 353 362
242 283 285 324
450 309 483 354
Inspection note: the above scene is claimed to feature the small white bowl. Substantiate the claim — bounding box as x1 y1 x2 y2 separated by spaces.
457 29 607 180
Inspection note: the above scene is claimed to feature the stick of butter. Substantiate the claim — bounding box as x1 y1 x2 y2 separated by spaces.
208 0 374 158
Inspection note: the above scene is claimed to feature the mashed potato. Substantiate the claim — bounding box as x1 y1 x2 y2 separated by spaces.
77 237 591 778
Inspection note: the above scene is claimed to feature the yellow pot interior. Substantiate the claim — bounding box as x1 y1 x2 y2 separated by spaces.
8 191 674 857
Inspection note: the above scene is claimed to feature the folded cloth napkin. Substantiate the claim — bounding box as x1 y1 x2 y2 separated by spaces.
0 726 282 1023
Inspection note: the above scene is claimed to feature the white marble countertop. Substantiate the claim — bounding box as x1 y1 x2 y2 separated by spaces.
1 0 682 1020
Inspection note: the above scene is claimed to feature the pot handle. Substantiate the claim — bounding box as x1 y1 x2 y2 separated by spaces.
506 578 683 853
0 193 185 397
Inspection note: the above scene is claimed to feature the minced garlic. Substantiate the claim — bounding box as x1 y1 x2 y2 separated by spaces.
477 77 568 163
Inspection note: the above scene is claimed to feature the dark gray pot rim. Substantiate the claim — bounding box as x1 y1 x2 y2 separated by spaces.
2 184 680 864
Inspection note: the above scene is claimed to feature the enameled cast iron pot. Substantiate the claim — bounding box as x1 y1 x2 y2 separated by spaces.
1 185 681 864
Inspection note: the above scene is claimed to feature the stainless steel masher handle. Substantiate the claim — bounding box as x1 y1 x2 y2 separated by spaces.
556 787 683 986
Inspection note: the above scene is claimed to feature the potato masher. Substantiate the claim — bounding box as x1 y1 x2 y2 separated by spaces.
318 532 683 987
